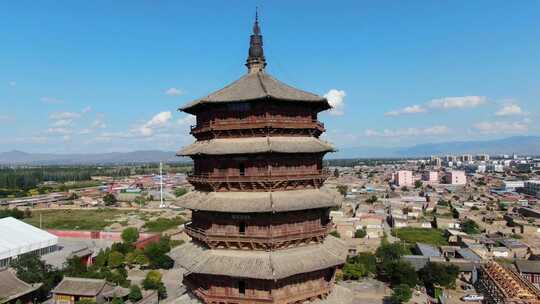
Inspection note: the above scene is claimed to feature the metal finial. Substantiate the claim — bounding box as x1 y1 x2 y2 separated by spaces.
253 7 260 35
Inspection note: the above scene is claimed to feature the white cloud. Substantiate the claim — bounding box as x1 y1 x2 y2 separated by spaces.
324 89 346 116
0 115 14 122
41 97 64 104
365 125 450 137
8 81 16 87
165 88 183 96
495 104 524 116
52 119 73 127
473 120 529 134
137 111 172 136
428 96 487 109
49 112 81 120
385 105 426 117
92 117 107 129
46 127 72 135
177 115 196 126
82 106 92 114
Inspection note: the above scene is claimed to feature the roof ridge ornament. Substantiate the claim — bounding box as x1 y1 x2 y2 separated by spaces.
246 8 266 73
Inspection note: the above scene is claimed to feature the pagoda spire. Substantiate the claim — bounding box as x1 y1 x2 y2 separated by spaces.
246 8 266 73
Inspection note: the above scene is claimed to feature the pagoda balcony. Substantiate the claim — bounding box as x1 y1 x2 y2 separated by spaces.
185 222 331 250
184 276 332 304
187 169 330 192
190 118 325 135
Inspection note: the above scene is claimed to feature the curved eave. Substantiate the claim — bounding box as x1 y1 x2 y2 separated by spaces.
177 136 335 157
170 235 346 280
179 71 330 115
172 189 341 213
180 97 331 115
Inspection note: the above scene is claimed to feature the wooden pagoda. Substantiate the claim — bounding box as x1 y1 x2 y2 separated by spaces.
172 14 347 304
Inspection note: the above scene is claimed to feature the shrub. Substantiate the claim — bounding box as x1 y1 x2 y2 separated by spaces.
354 229 367 239
174 187 188 197
121 227 139 245
389 284 412 304
329 230 341 238
128 285 143 302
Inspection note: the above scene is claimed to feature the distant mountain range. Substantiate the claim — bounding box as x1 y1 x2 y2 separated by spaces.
0 150 187 165
1 136 540 165
332 136 540 159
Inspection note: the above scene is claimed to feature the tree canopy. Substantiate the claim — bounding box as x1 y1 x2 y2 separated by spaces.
419 262 460 288
461 219 481 234
121 227 140 245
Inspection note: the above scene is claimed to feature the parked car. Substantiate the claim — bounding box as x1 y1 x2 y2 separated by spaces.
462 294 484 302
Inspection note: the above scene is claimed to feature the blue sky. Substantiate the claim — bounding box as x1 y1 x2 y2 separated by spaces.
1 1 539 153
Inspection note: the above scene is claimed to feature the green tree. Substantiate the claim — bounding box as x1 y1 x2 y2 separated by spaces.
343 261 366 280
121 227 140 245
142 270 167 299
144 238 174 269
375 242 408 263
63 256 87 277
415 180 423 189
336 185 348 197
354 228 367 239
387 260 418 287
129 285 143 302
329 230 341 238
461 219 480 234
134 196 146 207
366 195 378 204
111 298 124 304
108 251 125 268
419 262 460 288
126 249 149 267
389 284 412 304
10 253 63 301
349 252 377 275
103 193 117 206
174 187 188 197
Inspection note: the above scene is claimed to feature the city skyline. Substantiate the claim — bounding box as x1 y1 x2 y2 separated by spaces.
1 1 539 153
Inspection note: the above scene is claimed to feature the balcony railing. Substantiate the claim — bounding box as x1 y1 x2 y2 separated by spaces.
190 118 325 134
187 169 330 184
184 277 332 304
185 222 330 246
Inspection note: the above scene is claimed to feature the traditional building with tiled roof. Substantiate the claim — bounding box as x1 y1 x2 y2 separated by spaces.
0 268 42 304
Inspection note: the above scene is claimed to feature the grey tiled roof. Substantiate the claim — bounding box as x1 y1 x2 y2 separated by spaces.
0 269 41 302
515 259 540 274
172 189 340 213
180 71 329 113
178 136 334 156
52 277 108 296
170 236 346 280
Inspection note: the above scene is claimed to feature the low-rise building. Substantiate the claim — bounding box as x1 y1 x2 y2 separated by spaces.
422 171 438 184
0 217 58 269
52 277 120 304
524 181 540 198
393 170 414 187
515 260 540 286
443 171 467 185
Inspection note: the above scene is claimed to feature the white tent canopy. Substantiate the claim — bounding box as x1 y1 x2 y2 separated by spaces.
0 217 58 260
